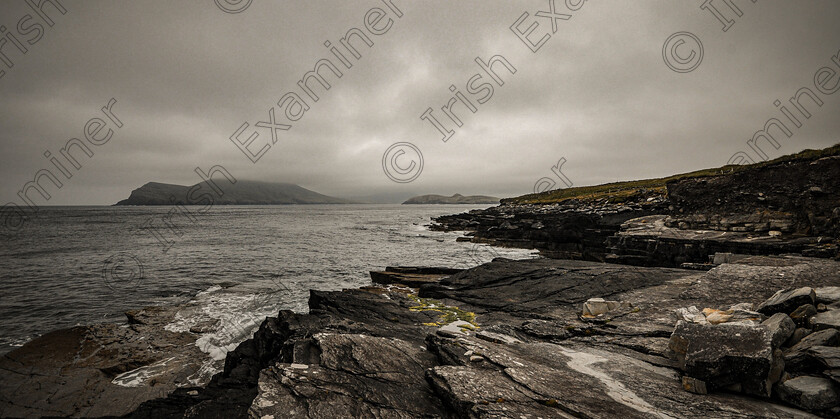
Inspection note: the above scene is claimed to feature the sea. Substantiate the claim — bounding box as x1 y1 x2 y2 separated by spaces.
0 205 537 374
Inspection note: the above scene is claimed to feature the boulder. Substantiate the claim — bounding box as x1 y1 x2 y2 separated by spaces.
815 287 840 305
807 346 840 369
713 252 734 264
811 309 840 332
756 287 816 316
789 329 840 353
761 313 795 348
727 307 764 324
668 321 776 396
582 298 621 317
775 376 840 412
769 349 785 384
790 304 818 327
787 328 812 347
827 369 840 386
785 330 840 372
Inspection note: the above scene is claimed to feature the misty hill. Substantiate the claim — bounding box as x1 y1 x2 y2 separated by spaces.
402 194 500 204
115 180 353 205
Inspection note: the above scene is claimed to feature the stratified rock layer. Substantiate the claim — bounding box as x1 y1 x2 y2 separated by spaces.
431 149 840 267
118 255 840 418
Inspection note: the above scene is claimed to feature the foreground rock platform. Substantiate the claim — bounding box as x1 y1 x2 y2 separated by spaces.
120 255 839 418
0 306 208 417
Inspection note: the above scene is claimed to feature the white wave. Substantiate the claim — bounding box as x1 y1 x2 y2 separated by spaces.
163 287 281 385
112 356 179 387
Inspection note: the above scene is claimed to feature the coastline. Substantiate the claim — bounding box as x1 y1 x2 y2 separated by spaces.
3 255 839 417
2 148 839 417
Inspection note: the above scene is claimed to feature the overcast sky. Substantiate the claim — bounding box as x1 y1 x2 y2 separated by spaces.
1 0 839 205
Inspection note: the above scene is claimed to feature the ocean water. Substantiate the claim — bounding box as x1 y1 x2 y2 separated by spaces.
0 205 537 366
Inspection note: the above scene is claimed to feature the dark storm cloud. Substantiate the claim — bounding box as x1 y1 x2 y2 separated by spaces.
1 0 839 207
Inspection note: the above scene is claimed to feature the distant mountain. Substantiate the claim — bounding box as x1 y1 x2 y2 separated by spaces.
115 180 353 205
402 193 500 205
343 191 419 204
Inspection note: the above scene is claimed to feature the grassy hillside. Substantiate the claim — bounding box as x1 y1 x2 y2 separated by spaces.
507 144 840 205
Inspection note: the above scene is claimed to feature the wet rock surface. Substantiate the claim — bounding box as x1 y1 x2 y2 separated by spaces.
5 256 838 418
117 255 839 418
0 306 208 417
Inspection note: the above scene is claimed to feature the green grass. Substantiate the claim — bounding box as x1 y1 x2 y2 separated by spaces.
508 144 840 205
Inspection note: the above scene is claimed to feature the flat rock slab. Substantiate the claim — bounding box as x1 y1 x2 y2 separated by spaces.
776 376 840 412
249 333 450 418
811 310 840 332
370 266 462 288
427 335 815 418
370 271 450 287
0 307 206 418
815 287 840 304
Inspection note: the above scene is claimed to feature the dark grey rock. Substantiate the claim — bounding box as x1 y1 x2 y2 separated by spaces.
757 287 816 316
790 304 819 327
785 330 840 373
807 346 840 369
429 335 815 418
249 333 449 418
12 256 836 418
786 328 812 348
669 321 776 396
475 330 520 345
775 376 840 412
811 310 840 332
827 369 840 386
0 306 211 418
789 329 840 353
762 313 796 349
815 287 840 305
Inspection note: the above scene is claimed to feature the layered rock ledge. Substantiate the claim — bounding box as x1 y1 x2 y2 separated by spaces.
115 255 840 418
432 148 840 267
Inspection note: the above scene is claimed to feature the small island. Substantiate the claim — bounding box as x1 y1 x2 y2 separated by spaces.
115 180 352 205
402 193 500 204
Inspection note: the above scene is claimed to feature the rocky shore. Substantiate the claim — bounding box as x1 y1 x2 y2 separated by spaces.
130 256 840 417
8 256 837 417
2 146 839 418
432 147 840 266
